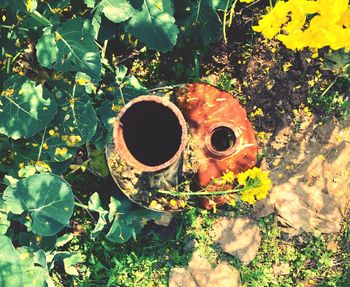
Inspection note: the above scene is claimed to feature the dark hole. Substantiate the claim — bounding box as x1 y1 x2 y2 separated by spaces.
211 126 236 152
120 101 182 167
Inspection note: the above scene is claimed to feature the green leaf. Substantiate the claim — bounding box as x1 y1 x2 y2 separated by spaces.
322 49 350 76
84 0 96 8
0 75 57 139
55 87 98 146
106 215 136 243
17 247 48 287
0 214 10 234
126 0 179 52
88 148 110 177
50 251 83 276
36 27 58 68
55 233 74 248
106 204 160 243
36 18 101 79
176 0 221 45
62 252 83 276
10 0 37 12
88 193 108 238
25 84 97 162
18 232 57 252
211 0 233 10
108 196 121 222
100 0 136 23
3 173 74 236
0 234 23 287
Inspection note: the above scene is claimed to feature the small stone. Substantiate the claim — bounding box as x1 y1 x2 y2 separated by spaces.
273 262 291 275
188 251 212 287
121 170 135 179
207 262 241 287
154 212 173 227
270 178 342 235
168 268 197 287
212 217 261 265
168 252 242 287
327 240 338 252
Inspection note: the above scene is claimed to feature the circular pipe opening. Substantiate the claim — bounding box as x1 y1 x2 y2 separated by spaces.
205 123 237 157
211 126 236 152
115 97 187 171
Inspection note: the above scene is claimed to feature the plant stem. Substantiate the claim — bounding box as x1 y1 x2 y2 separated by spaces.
194 50 201 80
0 24 29 31
118 86 126 106
147 84 183 92
74 195 96 223
157 188 240 197
320 76 338 98
37 127 47 162
74 201 89 209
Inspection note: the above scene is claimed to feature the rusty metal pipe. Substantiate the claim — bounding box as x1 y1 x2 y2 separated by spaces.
113 96 187 172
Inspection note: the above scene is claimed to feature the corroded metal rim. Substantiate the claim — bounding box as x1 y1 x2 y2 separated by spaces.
113 95 188 173
204 122 241 158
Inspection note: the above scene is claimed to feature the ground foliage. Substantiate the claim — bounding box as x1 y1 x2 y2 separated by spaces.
0 0 350 286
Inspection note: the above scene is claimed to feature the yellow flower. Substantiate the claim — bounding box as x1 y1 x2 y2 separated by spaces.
250 107 264 118
76 78 89 85
1 88 15 97
35 161 51 172
48 128 60 138
253 0 350 52
55 147 68 156
61 134 82 147
55 32 63 41
237 167 272 205
240 0 255 3
283 62 293 72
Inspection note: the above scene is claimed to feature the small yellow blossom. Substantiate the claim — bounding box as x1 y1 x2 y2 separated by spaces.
283 62 293 72
62 135 82 147
229 198 236 207
169 199 177 208
257 131 267 140
35 161 51 172
303 106 312 116
55 32 63 41
76 78 90 85
48 128 60 138
55 147 68 156
250 107 264 118
1 88 15 97
318 154 326 160
111 103 119 112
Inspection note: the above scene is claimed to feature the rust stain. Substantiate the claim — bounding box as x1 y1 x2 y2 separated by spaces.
177 83 258 188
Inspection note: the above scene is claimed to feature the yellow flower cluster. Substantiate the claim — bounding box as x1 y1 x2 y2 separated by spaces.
213 170 235 185
237 167 271 204
253 0 350 51
61 134 82 147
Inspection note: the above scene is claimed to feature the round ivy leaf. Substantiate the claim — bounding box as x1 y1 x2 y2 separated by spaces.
3 173 74 236
0 234 23 287
0 75 57 139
